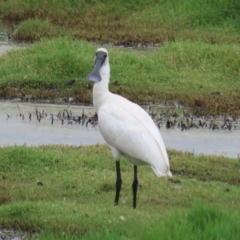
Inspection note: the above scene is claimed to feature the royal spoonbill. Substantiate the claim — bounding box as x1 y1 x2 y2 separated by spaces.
86 48 172 208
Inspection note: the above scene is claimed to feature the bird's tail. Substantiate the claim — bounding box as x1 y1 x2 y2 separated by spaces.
167 170 172 177
151 166 172 177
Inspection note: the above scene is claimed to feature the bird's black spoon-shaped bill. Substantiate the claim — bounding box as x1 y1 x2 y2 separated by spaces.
86 51 107 83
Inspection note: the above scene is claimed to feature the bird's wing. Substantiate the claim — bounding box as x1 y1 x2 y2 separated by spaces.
98 97 170 176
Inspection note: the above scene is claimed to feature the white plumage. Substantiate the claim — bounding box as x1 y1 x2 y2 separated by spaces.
86 48 171 208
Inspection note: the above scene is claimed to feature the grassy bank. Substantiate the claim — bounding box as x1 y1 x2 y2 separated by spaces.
0 38 240 116
0 0 240 44
0 1 240 116
0 145 240 239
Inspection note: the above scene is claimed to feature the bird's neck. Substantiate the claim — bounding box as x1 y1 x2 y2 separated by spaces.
93 65 110 111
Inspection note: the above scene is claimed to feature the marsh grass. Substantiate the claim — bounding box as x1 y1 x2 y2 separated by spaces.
0 0 240 44
31 204 240 239
140 204 240 240
13 19 62 41
0 145 240 239
0 38 239 115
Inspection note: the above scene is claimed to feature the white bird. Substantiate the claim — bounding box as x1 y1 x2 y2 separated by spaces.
86 48 172 208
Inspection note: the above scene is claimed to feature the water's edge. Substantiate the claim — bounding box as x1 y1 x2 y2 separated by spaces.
1 101 239 159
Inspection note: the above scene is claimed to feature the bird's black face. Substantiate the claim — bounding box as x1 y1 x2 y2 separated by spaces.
86 51 107 83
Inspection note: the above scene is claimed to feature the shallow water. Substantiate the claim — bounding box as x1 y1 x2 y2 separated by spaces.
0 102 239 159
0 102 103 146
0 20 32 56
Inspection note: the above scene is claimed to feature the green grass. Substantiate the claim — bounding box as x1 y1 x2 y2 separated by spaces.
0 38 239 115
30 205 240 239
13 19 62 41
0 1 240 115
140 204 240 240
0 0 240 44
0 145 240 239
0 38 93 89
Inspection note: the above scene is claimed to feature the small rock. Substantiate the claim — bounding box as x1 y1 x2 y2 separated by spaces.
37 181 43 186
119 215 126 221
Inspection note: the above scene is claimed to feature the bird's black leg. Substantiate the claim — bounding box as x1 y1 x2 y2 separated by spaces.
132 165 138 209
114 161 122 206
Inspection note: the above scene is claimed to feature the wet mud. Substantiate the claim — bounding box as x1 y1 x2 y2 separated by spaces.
0 229 28 240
